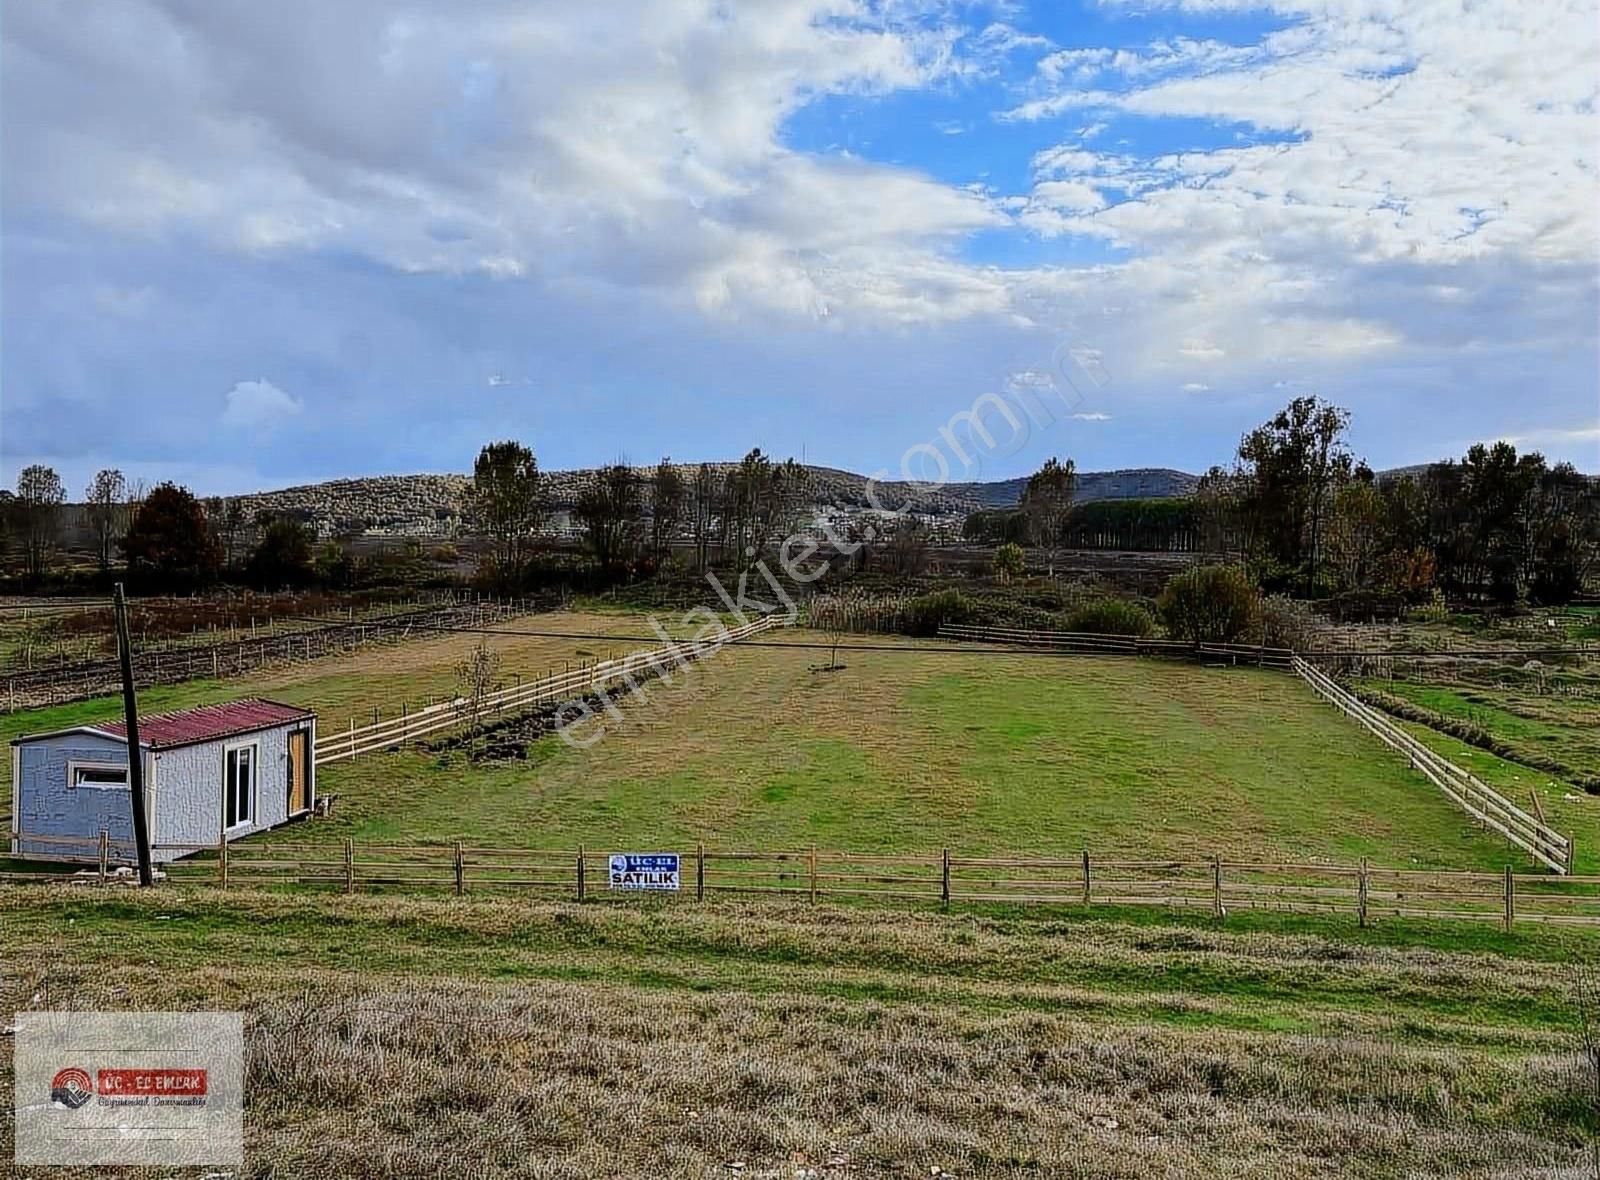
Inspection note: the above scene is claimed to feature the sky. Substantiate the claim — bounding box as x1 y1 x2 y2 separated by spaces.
2 0 1597 497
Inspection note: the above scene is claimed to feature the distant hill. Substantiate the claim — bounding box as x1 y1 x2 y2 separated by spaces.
944 468 1199 510
224 464 1205 538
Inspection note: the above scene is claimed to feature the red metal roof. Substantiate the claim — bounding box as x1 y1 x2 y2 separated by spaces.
99 698 313 750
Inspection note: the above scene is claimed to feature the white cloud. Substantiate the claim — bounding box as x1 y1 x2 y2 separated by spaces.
1501 424 1600 449
1181 382 1211 392
1070 411 1111 421
222 379 302 430
2 1 1006 327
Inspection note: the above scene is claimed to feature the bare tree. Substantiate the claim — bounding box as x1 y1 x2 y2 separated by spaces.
85 468 128 572
650 457 687 559
574 463 643 567
454 637 503 731
16 465 65 582
885 516 930 576
689 463 721 571
205 496 249 571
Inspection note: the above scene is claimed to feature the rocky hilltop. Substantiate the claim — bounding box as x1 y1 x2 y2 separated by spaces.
228 464 1201 538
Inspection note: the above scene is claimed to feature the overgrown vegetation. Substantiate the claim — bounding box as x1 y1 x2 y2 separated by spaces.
1157 564 1262 644
1 888 1593 1177
1062 597 1155 636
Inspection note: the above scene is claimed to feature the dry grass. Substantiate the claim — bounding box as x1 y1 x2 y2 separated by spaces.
1 887 1594 1178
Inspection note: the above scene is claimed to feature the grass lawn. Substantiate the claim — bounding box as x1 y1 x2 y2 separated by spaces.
273 637 1550 871
1358 676 1600 782
6 618 1581 873
1 886 1591 1177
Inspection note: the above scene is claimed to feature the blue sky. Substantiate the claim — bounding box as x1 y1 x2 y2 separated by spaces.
2 0 1596 496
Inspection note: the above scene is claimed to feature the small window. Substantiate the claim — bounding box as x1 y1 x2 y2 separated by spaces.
70 763 129 791
225 744 256 829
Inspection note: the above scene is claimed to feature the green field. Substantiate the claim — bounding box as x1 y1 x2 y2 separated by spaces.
1 887 1591 1177
1357 675 1600 787
6 619 1599 1174
7 619 1594 872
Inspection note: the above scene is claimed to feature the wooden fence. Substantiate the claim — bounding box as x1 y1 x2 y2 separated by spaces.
313 613 788 765
1292 657 1573 874
8 834 1600 930
2 596 539 712
940 623 1294 668
935 622 1572 875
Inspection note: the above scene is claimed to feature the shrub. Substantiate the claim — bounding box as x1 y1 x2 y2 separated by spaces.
1324 590 1405 623
1409 588 1449 624
1157 565 1261 644
992 542 1025 581
903 588 973 636
1063 598 1154 637
1258 595 1318 651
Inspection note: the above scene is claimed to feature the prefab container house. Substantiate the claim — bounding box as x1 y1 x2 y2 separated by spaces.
9 699 316 863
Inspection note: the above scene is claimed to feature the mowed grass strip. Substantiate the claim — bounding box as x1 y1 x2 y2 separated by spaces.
292 641 1543 870
2 888 1591 1178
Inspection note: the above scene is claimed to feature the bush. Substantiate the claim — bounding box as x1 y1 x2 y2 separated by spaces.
1157 565 1261 644
1062 598 1154 637
992 542 1025 581
1258 595 1318 651
1324 590 1405 623
903 588 973 636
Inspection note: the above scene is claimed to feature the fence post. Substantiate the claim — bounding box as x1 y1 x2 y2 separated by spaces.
941 849 951 905
577 844 586 901
454 841 464 896
98 830 108 885
1503 864 1515 933
696 843 705 901
808 845 817 904
219 838 229 889
343 838 354 894
1358 858 1368 928
1082 850 1091 906
1212 855 1223 919
348 717 356 761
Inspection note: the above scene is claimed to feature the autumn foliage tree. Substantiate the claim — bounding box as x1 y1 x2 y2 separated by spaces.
123 482 221 591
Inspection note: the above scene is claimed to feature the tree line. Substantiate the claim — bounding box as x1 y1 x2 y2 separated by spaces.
963 396 1599 605
469 441 820 589
0 468 372 593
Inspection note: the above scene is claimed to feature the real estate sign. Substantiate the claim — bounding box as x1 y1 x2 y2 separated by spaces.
608 853 680 891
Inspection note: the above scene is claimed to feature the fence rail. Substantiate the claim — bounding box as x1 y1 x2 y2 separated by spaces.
9 834 1598 929
312 614 787 765
1292 657 1573 874
2 596 542 712
939 624 1294 668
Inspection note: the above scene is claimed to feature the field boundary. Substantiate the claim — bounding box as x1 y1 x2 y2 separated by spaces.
1 596 544 712
8 834 1598 930
313 613 788 765
1292 657 1573 874
939 624 1294 668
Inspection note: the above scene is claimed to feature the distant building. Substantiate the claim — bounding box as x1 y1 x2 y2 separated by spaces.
9 699 316 863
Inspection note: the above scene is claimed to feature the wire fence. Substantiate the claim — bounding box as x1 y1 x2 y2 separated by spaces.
940 624 1295 668
6 833 1597 930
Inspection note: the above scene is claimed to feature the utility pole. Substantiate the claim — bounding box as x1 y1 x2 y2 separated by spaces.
114 583 154 886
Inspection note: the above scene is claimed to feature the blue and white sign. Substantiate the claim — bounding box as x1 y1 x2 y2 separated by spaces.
608 853 680 891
